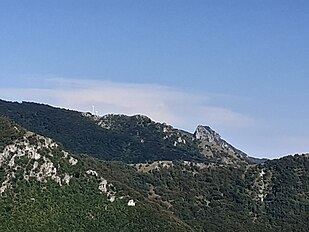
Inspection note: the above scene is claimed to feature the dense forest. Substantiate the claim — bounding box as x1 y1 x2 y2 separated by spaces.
0 100 204 163
0 117 191 231
0 100 308 231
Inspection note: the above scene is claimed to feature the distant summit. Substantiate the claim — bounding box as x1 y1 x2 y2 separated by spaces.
0 99 259 164
0 99 308 231
195 125 222 142
194 125 267 164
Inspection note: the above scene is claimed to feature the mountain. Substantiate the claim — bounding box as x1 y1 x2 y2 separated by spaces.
0 99 308 231
0 117 191 231
0 99 260 165
194 125 268 164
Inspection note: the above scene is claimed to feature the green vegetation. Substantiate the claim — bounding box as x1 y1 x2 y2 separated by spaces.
0 118 191 231
0 179 191 232
130 158 309 231
0 100 308 231
0 117 25 151
0 100 203 163
263 155 309 230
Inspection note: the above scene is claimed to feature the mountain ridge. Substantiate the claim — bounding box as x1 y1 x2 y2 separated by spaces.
0 117 193 231
0 99 308 231
0 99 261 165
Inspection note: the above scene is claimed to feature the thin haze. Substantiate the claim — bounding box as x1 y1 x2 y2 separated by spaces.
0 1 308 158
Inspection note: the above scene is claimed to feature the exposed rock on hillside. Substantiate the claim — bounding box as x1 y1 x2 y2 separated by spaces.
0 117 192 232
0 118 125 204
0 100 308 231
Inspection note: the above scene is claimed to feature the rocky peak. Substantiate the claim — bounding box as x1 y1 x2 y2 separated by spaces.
194 125 222 144
194 125 250 165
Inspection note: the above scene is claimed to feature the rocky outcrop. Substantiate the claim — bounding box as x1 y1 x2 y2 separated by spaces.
0 119 135 206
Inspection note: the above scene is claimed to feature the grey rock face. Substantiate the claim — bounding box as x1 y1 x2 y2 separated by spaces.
194 125 221 143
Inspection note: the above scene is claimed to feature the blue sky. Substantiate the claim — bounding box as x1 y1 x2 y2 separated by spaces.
0 1 308 158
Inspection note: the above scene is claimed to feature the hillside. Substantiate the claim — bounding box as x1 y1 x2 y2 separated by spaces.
0 99 257 165
0 117 191 231
130 155 309 231
0 100 308 231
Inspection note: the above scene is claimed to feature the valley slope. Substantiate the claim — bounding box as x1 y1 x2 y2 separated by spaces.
0 117 191 231
0 99 257 164
0 99 308 231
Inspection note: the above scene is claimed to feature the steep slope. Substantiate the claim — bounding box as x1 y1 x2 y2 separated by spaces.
130 155 309 232
194 125 267 165
262 154 309 229
86 113 203 162
0 117 192 231
0 99 253 164
0 101 308 231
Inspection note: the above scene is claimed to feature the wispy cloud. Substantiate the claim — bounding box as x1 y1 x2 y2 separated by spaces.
3 77 308 159
0 77 255 132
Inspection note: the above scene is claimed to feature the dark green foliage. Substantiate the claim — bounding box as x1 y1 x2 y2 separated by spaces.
0 179 191 232
1 100 308 231
0 100 203 163
128 163 268 231
0 119 192 231
262 155 309 231
110 157 308 232
0 117 25 151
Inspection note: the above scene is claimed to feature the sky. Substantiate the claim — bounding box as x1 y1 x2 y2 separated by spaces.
0 0 308 158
